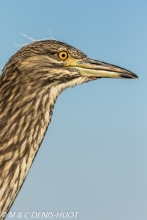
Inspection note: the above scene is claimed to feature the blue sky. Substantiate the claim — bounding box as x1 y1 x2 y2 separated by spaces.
1 1 147 219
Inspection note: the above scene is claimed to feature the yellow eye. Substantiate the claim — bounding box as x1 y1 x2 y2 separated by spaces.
58 51 68 61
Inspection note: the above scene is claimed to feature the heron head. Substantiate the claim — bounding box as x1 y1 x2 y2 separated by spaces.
2 40 137 93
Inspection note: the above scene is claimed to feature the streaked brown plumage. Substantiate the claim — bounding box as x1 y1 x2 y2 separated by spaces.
0 40 137 219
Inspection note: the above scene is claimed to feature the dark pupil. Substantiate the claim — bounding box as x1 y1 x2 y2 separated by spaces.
62 53 65 57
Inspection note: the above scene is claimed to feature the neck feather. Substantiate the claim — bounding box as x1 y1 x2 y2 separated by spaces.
0 83 61 215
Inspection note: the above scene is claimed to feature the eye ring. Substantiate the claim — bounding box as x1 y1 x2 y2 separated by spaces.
58 51 68 61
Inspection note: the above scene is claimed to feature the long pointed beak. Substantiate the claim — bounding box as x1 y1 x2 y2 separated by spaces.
73 58 138 79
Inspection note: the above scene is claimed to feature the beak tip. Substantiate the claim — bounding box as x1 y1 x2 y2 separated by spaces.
123 72 138 79
133 73 138 79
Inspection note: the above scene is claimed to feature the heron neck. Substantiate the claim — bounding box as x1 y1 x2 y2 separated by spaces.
0 85 60 216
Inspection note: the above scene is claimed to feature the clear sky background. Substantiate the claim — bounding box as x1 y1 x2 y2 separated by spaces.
1 1 147 220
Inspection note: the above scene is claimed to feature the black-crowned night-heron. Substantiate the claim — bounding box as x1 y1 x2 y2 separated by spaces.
0 40 138 219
